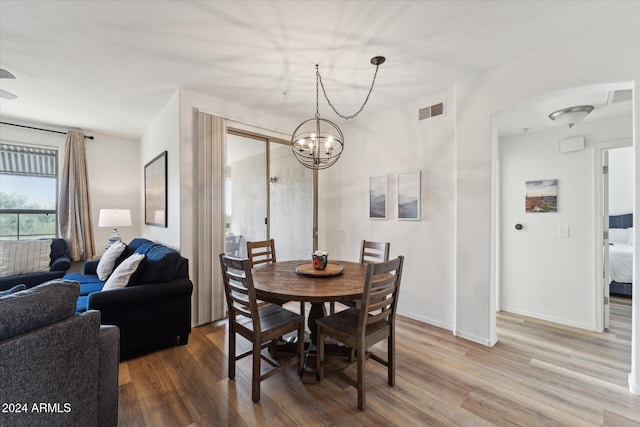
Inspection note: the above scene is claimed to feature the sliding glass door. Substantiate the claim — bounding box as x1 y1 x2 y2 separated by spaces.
225 130 312 260
269 140 313 260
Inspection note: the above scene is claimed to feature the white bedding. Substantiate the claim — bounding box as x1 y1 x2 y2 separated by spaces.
609 226 634 284
610 243 633 283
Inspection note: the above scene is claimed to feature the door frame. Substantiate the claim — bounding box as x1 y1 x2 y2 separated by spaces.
593 138 633 331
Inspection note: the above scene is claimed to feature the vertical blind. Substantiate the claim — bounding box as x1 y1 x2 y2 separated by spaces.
0 143 57 177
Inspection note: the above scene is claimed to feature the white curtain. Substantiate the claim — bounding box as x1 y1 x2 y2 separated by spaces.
196 112 226 324
58 131 95 261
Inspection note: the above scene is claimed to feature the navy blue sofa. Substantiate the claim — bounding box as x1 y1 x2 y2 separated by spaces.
0 238 71 291
64 238 193 357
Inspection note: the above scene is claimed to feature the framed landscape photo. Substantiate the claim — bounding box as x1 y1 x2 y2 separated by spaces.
145 151 168 227
525 179 557 213
369 175 388 219
397 170 421 220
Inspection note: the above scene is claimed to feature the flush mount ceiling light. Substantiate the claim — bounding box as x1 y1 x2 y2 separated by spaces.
548 105 594 128
291 56 385 170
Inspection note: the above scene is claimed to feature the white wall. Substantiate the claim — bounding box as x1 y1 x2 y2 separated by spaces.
320 86 457 330
140 90 180 249
0 119 141 254
609 146 634 215
499 114 632 330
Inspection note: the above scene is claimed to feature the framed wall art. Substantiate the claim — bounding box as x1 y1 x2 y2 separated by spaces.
369 175 388 219
525 179 557 213
397 170 421 220
145 151 168 227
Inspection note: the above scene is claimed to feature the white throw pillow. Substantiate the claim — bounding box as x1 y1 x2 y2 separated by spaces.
102 253 145 291
0 239 52 277
96 241 127 281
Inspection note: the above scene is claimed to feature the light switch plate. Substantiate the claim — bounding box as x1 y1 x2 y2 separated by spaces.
558 226 569 238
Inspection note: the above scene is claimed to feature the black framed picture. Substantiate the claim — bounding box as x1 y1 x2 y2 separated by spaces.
144 151 167 227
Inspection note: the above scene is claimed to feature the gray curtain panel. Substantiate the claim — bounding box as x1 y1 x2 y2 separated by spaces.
59 130 95 261
196 111 226 324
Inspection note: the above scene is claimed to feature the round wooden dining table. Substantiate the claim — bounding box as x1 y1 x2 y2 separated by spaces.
252 260 366 344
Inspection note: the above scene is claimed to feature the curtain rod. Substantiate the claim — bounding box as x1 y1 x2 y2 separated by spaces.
0 121 95 140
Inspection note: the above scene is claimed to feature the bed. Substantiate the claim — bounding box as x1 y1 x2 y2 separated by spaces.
609 213 634 297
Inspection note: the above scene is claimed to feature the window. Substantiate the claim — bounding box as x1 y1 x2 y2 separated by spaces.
0 143 58 240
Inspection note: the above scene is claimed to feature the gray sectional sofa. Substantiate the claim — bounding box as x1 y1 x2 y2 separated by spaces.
0 280 119 427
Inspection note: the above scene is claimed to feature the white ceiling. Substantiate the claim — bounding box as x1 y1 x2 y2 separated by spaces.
0 1 636 139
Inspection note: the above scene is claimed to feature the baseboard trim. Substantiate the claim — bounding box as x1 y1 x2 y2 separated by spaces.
629 372 640 395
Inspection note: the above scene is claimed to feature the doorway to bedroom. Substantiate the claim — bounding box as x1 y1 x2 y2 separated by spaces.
599 143 634 330
494 84 634 334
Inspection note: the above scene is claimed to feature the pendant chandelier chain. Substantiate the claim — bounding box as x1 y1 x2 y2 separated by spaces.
315 66 320 119
316 63 381 120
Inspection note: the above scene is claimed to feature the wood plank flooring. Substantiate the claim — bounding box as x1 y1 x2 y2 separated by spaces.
118 298 639 426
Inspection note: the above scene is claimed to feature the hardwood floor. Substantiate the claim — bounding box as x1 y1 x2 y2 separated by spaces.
118 299 639 426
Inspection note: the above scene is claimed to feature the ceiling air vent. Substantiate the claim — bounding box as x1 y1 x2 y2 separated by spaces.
419 101 445 121
608 89 632 104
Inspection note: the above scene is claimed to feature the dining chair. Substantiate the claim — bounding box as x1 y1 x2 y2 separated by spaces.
331 240 391 314
246 239 305 317
219 254 305 403
360 240 391 264
316 255 404 410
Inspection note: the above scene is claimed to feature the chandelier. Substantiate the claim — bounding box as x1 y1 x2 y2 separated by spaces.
291 56 385 170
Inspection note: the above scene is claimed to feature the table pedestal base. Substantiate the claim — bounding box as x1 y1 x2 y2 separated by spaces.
269 302 352 382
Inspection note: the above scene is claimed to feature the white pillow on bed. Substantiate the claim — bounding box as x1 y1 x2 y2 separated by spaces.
627 227 634 245
609 228 629 244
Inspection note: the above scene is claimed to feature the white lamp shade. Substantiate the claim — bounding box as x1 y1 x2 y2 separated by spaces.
99 208 132 227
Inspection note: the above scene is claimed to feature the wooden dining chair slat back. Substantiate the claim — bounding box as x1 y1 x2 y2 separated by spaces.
332 240 391 314
246 239 305 317
316 255 404 410
360 240 391 264
219 254 305 403
221 255 258 321
246 239 277 267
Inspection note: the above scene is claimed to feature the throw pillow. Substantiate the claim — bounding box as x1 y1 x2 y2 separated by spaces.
102 253 145 291
96 241 127 281
0 284 26 297
0 239 52 277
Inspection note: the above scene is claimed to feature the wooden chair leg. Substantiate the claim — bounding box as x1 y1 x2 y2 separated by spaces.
252 340 261 403
298 321 305 376
357 342 366 410
228 327 236 380
388 331 395 386
316 326 325 381
300 301 306 317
